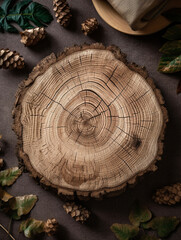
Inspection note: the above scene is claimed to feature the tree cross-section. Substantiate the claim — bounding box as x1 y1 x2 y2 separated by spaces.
12 44 168 199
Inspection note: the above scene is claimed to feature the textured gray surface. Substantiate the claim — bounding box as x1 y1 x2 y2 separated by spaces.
0 0 181 240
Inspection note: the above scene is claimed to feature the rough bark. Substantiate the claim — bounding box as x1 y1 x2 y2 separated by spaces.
12 43 168 200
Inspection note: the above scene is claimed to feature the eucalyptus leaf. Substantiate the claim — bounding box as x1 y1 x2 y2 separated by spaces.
110 223 139 240
0 0 53 33
0 167 22 186
159 40 181 55
163 8 181 23
129 201 152 227
142 216 180 238
163 25 181 40
8 194 38 219
20 218 45 238
158 54 181 73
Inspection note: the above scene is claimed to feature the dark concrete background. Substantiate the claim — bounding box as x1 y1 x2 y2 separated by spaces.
0 0 181 239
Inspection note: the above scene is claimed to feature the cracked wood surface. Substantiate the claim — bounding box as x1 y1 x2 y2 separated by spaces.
12 44 168 199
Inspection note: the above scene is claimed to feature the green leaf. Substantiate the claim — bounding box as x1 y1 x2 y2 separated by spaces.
9 0 32 14
110 224 139 240
163 25 181 40
8 194 38 219
163 8 181 23
142 216 180 238
0 167 22 186
138 235 160 240
20 218 45 238
158 54 181 73
0 9 5 32
0 7 5 30
0 0 13 13
7 0 32 28
23 2 53 27
129 201 152 227
0 0 53 33
159 40 181 55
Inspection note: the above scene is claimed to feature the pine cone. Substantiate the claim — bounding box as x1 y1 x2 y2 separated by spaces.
53 0 72 27
0 49 24 70
63 202 90 223
153 183 181 205
0 159 3 169
44 218 59 236
81 18 99 36
20 27 46 47
0 135 5 154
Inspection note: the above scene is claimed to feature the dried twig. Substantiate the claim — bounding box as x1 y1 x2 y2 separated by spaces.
0 223 16 240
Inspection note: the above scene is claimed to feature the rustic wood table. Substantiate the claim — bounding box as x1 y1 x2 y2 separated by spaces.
0 0 181 239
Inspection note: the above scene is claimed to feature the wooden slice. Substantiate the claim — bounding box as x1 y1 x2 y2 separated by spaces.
12 44 168 199
92 0 181 35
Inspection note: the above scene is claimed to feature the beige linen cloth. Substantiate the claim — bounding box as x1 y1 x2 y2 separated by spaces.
107 0 170 30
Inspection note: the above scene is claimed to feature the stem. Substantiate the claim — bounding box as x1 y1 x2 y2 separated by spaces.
0 224 16 240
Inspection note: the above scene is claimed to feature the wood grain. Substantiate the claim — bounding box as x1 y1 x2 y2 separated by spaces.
92 0 181 35
12 44 168 199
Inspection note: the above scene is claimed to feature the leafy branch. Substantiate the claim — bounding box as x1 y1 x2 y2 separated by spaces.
0 0 53 33
0 157 59 238
0 160 38 238
158 8 181 94
111 201 180 240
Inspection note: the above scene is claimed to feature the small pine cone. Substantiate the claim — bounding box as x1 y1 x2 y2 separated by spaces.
44 218 59 236
0 135 6 154
0 159 3 169
0 49 24 70
20 27 46 47
81 18 99 36
63 202 90 223
53 0 72 27
153 183 181 205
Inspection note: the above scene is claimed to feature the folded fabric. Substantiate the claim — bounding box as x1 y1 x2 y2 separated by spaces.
107 0 170 30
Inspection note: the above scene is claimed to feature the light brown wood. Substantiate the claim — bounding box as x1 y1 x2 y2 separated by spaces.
92 0 181 35
12 44 168 199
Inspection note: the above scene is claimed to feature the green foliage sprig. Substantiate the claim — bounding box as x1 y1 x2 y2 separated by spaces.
142 216 180 238
0 0 53 33
0 160 38 238
158 8 181 94
0 169 38 220
111 201 180 240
